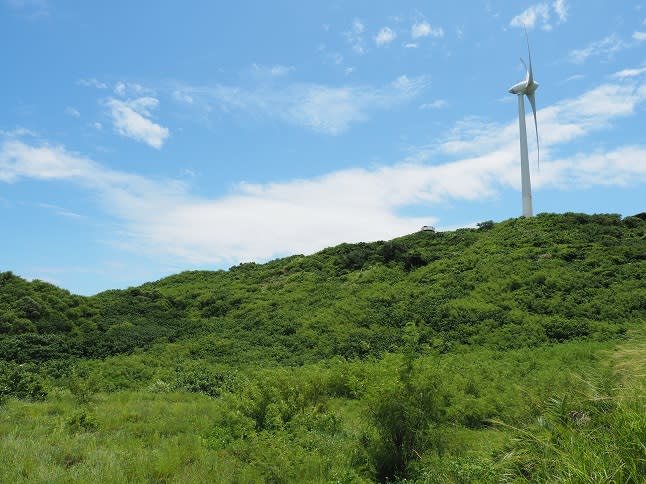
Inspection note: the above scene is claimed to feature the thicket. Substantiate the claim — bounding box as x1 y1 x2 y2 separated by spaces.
0 212 645 481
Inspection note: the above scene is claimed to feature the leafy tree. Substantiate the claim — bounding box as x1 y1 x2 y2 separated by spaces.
366 323 448 481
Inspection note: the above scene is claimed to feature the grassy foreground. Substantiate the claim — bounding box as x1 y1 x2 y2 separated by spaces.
1 213 645 481
1 333 644 482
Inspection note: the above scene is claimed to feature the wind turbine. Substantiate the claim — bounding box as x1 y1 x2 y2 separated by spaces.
509 30 539 218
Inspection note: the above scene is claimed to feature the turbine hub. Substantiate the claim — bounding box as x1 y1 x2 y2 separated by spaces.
525 81 539 95
508 80 539 95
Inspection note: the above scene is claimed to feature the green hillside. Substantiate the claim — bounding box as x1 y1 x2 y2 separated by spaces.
1 212 645 482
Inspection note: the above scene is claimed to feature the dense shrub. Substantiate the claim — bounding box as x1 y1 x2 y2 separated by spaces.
0 361 47 403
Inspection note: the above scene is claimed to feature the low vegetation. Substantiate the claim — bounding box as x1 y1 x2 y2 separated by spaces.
1 212 645 481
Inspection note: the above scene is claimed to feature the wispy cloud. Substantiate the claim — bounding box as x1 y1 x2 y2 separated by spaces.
252 64 294 77
113 82 152 97
65 107 80 118
2 79 645 265
510 1 568 30
437 83 646 159
173 90 194 104
175 75 430 135
37 202 85 219
553 0 568 23
411 21 444 39
0 140 99 183
375 27 396 46
563 74 585 82
0 127 37 138
419 100 448 110
106 97 169 149
114 82 127 96
633 31 646 42
78 78 108 89
510 3 552 30
344 18 367 55
568 34 627 64
612 66 646 78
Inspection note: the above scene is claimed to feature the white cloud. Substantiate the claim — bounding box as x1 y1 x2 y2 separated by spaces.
391 75 427 94
106 97 169 149
78 78 108 89
3 78 646 265
510 1 567 30
437 82 646 159
269 65 293 76
411 21 430 38
553 0 568 23
612 66 646 78
375 27 396 46
0 139 502 263
113 81 153 97
404 43 418 49
411 21 444 39
419 100 448 109
344 18 367 54
179 75 430 135
65 107 80 118
0 127 36 138
251 64 294 77
568 30 646 65
569 34 627 64
37 203 84 219
563 74 585 82
114 82 126 96
510 3 551 30
173 90 194 104
0 140 98 183
537 146 646 188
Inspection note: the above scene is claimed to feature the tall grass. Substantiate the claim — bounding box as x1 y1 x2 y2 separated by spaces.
0 337 643 482
497 352 646 483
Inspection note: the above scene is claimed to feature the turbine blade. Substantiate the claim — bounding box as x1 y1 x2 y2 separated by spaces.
519 58 530 85
527 92 540 169
525 28 534 85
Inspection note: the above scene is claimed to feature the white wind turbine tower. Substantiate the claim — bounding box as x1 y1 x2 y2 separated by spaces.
509 30 540 218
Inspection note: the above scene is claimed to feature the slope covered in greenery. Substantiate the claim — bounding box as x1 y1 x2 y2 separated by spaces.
1 212 645 482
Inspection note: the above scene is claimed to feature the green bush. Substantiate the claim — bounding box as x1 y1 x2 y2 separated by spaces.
67 410 99 433
0 362 47 403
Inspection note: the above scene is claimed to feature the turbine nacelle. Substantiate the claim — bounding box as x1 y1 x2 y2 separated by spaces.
508 79 539 95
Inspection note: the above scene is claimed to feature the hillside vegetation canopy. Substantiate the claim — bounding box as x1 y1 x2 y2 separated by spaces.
1 212 645 482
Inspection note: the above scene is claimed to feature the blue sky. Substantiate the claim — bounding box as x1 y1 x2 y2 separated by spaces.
1 0 645 295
